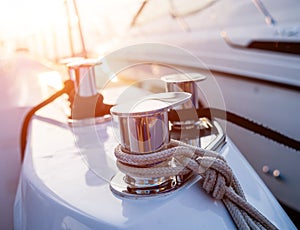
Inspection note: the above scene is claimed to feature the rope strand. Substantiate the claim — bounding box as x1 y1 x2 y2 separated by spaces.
114 139 278 230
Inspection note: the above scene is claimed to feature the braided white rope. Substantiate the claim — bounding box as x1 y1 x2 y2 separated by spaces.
114 139 278 230
115 145 192 166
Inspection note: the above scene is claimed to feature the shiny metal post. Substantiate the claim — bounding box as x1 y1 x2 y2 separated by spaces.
67 59 101 97
110 92 191 197
161 73 206 146
161 73 206 110
110 92 191 154
110 92 225 199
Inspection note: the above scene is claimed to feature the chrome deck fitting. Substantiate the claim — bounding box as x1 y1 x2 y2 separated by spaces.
109 92 225 199
67 58 100 97
66 58 112 125
162 73 207 147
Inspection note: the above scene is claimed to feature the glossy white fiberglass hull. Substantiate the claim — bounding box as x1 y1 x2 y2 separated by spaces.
13 98 295 229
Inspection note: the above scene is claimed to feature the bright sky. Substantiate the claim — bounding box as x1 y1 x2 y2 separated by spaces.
0 0 140 41
0 0 65 40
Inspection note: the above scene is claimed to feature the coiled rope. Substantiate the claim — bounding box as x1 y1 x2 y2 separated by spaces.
115 139 278 230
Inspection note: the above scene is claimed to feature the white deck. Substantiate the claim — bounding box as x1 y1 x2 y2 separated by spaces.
13 90 295 229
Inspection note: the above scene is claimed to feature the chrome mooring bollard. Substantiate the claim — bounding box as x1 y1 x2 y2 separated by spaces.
67 58 112 124
67 58 100 97
110 92 194 198
161 73 207 146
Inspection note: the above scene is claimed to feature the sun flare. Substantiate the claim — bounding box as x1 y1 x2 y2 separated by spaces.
0 0 66 40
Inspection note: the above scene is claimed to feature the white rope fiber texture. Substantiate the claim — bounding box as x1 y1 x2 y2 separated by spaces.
114 139 278 230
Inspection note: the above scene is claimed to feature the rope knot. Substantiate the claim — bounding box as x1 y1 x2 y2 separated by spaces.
202 169 226 199
198 157 233 200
